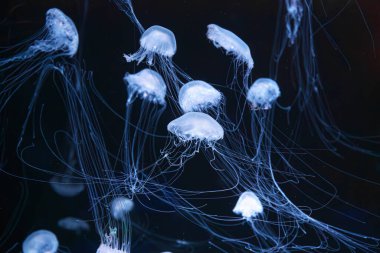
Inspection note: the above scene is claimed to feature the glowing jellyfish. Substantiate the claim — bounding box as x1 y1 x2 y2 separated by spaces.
110 197 134 221
57 217 90 233
167 112 224 142
247 78 280 110
124 68 166 105
206 24 253 87
233 191 263 219
178 80 222 113
0 8 78 144
285 0 303 44
124 25 176 65
22 229 58 253
49 175 84 197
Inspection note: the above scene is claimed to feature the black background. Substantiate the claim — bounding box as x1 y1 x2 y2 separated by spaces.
0 0 380 252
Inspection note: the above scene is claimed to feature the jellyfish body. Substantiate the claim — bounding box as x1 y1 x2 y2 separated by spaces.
124 25 176 65
49 175 85 197
110 197 134 221
124 68 166 104
247 78 280 110
178 81 222 113
206 24 254 70
233 191 263 219
57 217 90 233
0 8 78 65
0 8 78 146
285 0 303 44
22 229 58 253
167 112 224 142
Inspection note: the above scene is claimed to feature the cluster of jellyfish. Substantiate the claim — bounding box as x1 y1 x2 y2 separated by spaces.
0 1 379 253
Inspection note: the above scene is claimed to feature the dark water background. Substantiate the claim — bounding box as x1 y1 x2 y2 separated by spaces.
0 0 379 252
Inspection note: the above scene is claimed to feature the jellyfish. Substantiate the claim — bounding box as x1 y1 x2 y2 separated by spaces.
178 80 222 113
167 112 224 143
57 217 90 234
0 8 78 144
49 175 85 197
233 191 263 219
124 25 176 66
123 68 167 193
22 229 58 253
124 68 166 105
247 78 281 110
110 197 134 221
271 0 379 156
206 24 253 88
124 25 190 102
285 0 303 45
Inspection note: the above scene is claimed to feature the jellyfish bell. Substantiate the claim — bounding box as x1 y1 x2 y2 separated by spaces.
22 229 59 253
206 24 254 70
124 25 177 65
123 68 166 105
247 78 280 110
233 191 263 219
167 112 224 143
178 80 222 113
49 175 85 197
57 217 90 233
44 8 79 56
110 197 134 221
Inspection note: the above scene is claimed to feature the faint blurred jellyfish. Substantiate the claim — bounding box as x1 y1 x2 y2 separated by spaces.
57 217 90 234
206 24 253 88
49 174 84 197
285 0 303 45
247 78 280 110
233 191 263 219
22 229 58 253
178 80 222 113
110 197 134 221
0 8 78 142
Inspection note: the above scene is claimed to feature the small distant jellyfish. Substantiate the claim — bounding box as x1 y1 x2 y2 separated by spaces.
49 175 85 197
124 25 176 65
247 78 280 110
22 229 59 253
123 68 166 105
206 24 254 71
57 217 90 234
178 80 222 113
167 112 224 142
110 197 134 221
285 0 303 45
233 191 263 219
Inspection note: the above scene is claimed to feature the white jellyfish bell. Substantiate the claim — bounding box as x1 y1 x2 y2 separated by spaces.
22 229 59 253
124 25 176 65
178 80 222 113
167 112 224 143
233 191 263 219
247 78 280 110
207 24 253 69
124 68 167 105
